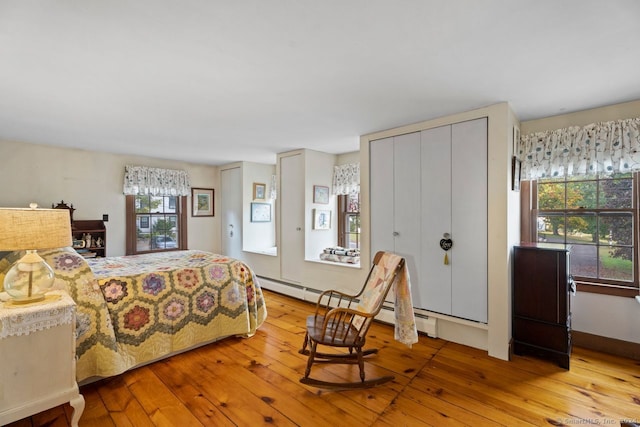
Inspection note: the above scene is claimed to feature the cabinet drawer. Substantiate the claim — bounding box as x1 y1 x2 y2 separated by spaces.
513 317 570 353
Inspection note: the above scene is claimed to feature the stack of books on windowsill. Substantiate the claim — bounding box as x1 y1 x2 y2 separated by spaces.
75 248 97 258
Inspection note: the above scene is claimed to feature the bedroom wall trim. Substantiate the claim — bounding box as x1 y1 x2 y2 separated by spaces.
572 330 640 360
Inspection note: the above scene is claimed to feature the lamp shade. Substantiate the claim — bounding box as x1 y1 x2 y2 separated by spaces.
0 207 72 251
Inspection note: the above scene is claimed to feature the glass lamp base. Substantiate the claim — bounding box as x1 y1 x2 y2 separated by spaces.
10 294 46 304
3 250 55 303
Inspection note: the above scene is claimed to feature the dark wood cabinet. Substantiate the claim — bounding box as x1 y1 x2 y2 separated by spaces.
513 244 572 369
72 220 106 258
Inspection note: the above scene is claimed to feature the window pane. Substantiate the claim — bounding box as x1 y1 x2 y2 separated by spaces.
566 180 596 209
347 194 360 212
346 233 359 249
345 213 360 250
537 214 565 243
599 177 632 209
565 214 597 245
538 182 565 209
347 215 360 232
154 216 173 234
571 244 597 279
137 232 151 252
599 214 633 246
599 246 633 281
150 196 164 213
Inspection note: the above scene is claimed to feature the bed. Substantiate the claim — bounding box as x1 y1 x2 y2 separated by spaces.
0 247 267 383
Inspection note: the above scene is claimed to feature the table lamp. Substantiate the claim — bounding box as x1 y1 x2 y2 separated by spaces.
0 205 72 303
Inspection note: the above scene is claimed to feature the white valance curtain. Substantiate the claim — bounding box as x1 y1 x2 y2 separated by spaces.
332 163 360 195
519 117 640 180
123 165 191 196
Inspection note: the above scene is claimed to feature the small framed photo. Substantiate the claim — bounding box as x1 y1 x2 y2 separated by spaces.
313 209 331 230
512 156 521 192
192 188 214 217
253 182 266 200
313 185 329 204
250 202 271 222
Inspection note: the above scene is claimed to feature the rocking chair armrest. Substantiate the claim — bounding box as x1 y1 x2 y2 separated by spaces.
313 289 359 315
321 306 374 329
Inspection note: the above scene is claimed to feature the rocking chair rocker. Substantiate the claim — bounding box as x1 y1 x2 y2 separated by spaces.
299 251 406 389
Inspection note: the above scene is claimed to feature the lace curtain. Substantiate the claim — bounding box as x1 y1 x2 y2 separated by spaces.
332 163 360 195
519 117 640 179
123 165 191 196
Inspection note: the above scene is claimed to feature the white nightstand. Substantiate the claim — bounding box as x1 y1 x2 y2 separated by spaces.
0 292 84 426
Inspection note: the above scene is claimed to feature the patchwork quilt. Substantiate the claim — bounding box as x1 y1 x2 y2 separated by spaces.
0 247 267 382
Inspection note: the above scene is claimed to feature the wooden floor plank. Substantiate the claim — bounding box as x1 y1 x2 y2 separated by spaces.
149 359 237 427
7 289 640 427
434 343 638 423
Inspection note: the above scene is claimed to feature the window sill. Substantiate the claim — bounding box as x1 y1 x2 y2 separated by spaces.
576 282 639 298
306 258 361 269
244 247 278 257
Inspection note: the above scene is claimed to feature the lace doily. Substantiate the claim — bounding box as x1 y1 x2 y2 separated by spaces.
0 291 75 338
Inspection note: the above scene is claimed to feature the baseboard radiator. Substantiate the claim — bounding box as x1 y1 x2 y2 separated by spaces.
257 276 438 338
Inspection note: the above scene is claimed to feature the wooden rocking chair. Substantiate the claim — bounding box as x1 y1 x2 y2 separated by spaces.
299 251 406 389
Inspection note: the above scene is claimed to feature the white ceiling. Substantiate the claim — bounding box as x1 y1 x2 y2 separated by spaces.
1 1 639 166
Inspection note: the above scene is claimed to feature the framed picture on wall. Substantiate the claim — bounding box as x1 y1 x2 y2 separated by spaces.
312 209 331 230
313 185 329 204
250 202 271 222
192 188 214 217
512 156 521 192
253 182 266 200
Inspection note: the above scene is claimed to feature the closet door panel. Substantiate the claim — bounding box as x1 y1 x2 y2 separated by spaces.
280 154 304 283
220 167 243 260
420 125 452 313
370 138 395 259
393 132 422 290
451 118 488 322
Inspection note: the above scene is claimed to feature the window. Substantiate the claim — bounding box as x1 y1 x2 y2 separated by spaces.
532 172 638 297
126 195 187 254
337 194 360 249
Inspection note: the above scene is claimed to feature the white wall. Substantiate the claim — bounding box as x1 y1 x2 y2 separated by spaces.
0 140 219 256
243 162 276 252
521 99 640 345
304 150 337 260
218 162 281 279
337 151 359 165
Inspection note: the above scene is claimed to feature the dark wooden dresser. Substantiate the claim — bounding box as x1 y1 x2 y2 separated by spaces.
513 244 573 369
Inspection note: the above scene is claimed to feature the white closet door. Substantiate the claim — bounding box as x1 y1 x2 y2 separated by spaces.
392 132 422 296
451 118 487 322
370 137 395 259
420 125 452 313
221 167 243 260
280 153 304 283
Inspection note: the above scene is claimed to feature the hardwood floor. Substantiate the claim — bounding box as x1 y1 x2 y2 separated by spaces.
8 289 640 426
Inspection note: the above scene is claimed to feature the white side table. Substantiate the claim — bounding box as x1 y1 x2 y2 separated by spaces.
0 292 84 426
